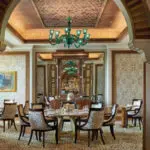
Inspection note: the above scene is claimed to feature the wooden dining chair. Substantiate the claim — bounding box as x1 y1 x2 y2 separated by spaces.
127 99 143 129
24 101 29 116
31 103 44 110
76 99 91 110
17 104 30 140
75 108 105 147
0 103 17 132
103 104 118 140
28 109 58 147
50 100 61 109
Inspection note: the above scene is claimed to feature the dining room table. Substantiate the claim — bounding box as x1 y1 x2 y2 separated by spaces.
44 107 89 140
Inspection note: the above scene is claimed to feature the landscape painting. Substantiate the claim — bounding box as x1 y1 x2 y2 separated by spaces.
0 71 17 92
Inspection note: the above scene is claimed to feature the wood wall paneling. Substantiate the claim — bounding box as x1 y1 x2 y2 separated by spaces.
48 64 57 96
37 65 46 96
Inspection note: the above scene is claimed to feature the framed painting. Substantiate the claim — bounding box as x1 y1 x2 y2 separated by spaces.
0 71 17 92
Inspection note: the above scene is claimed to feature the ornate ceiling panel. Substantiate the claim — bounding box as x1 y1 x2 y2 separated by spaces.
8 0 43 31
97 0 120 27
8 0 127 41
32 0 107 27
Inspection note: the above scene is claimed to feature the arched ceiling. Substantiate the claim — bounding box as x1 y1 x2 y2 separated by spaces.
7 0 127 42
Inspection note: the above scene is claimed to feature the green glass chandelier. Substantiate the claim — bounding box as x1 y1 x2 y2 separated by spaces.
49 17 90 48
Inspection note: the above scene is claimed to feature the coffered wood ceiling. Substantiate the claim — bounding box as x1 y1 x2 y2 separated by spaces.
33 0 107 27
8 0 127 42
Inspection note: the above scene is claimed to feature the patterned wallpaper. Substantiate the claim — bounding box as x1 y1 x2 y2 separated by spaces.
96 65 105 95
0 55 26 106
37 66 45 95
114 53 144 106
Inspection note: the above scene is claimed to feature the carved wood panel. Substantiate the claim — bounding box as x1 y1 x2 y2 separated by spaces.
95 64 104 96
83 64 93 97
48 64 57 96
37 65 46 95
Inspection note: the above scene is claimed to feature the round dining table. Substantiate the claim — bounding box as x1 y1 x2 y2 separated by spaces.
44 108 89 140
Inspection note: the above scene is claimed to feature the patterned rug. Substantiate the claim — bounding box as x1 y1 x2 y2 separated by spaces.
0 121 143 150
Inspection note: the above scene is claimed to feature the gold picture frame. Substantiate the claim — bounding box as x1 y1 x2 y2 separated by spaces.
0 71 17 92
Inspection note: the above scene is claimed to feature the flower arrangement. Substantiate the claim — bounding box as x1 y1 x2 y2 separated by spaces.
63 60 78 75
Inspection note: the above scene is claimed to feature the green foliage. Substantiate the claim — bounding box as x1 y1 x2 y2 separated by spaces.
63 61 78 75
65 60 76 66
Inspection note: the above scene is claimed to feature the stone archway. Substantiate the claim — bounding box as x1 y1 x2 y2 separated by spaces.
0 0 19 51
0 0 150 150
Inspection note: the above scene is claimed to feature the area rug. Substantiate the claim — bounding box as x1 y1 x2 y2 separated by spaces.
0 121 143 150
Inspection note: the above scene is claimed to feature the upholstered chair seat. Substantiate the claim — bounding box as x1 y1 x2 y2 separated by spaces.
127 111 136 116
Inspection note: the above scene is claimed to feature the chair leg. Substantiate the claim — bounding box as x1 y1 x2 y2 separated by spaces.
35 131 38 140
8 120 10 129
3 120 5 132
100 129 105 145
138 118 141 130
96 130 98 140
62 121 64 130
43 132 45 148
28 130 33 145
74 127 78 143
55 128 58 144
126 118 128 128
110 125 116 140
10 120 13 127
13 119 17 131
23 126 25 137
39 132 42 141
92 131 94 141
132 118 134 125
134 118 137 127
18 125 23 140
88 131 90 147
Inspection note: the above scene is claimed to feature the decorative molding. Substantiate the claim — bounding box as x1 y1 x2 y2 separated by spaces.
7 24 24 42
0 41 6 52
128 40 150 63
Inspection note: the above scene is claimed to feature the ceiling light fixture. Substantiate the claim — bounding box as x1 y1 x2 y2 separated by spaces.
49 17 90 48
